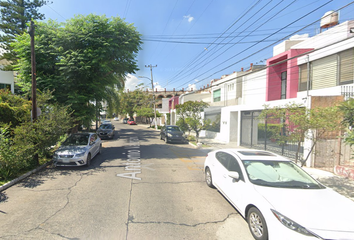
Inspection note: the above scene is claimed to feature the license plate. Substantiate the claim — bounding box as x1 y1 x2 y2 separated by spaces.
62 159 70 163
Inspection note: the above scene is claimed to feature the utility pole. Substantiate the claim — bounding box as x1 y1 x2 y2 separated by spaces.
145 64 157 130
29 20 37 122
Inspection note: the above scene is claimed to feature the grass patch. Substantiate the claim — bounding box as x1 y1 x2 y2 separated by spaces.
189 141 210 147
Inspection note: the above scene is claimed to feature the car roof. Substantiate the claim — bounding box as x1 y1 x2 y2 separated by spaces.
215 148 290 162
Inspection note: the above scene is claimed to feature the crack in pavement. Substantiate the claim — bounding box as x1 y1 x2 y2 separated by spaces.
128 212 239 227
1 174 84 239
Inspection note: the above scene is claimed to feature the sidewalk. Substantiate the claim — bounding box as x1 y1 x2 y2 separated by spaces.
197 138 354 202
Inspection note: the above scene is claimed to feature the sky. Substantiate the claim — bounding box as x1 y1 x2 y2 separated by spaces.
39 0 354 92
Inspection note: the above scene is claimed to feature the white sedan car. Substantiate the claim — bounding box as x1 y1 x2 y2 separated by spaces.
204 148 354 240
53 133 102 167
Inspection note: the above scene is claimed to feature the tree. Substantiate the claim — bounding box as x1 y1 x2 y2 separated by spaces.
12 14 142 128
338 98 354 146
259 102 343 166
176 101 210 143
136 107 161 127
0 0 50 69
0 90 73 179
119 88 152 119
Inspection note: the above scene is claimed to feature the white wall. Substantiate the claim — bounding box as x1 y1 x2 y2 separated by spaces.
242 69 267 106
0 67 15 93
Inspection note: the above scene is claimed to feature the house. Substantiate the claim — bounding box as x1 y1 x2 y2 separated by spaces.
204 17 354 169
0 58 15 93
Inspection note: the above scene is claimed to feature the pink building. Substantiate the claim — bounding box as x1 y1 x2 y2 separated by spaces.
266 49 313 101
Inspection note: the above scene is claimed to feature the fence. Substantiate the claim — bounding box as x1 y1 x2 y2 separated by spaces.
240 110 304 162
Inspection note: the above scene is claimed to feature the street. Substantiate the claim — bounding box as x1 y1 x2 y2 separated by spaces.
0 121 254 240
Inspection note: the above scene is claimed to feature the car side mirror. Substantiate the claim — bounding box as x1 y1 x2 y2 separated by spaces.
229 172 240 182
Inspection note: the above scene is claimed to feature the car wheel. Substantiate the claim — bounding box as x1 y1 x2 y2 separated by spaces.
86 153 91 166
205 167 215 188
247 207 268 240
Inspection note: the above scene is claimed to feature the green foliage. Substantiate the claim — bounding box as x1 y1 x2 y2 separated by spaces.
120 88 158 121
176 101 210 142
0 0 49 68
338 98 354 146
0 90 73 181
12 14 142 128
259 102 343 165
176 118 189 133
0 125 31 181
186 135 196 142
0 89 31 127
166 113 170 125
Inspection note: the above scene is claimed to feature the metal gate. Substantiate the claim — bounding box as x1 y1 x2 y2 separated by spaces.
240 110 304 161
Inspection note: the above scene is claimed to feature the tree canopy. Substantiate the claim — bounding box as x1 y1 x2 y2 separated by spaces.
13 14 142 126
176 101 210 142
0 0 49 68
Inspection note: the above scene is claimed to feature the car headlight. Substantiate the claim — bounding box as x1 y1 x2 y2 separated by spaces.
53 153 58 159
271 209 320 237
167 133 173 137
75 152 85 158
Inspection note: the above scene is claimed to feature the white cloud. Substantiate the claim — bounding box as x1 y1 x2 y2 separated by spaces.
183 15 194 23
153 82 164 91
124 74 143 91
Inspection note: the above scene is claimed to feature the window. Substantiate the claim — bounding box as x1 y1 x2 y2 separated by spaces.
281 71 287 99
0 83 11 91
216 151 244 181
339 48 354 85
213 89 221 102
298 64 310 92
312 55 337 90
227 83 234 91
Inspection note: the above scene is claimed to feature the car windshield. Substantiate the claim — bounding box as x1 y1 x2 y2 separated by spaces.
166 126 181 131
62 134 89 146
242 160 324 189
99 124 113 129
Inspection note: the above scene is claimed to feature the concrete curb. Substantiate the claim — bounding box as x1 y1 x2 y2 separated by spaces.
0 160 52 192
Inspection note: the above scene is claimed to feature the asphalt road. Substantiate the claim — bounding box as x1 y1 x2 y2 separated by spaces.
0 121 254 240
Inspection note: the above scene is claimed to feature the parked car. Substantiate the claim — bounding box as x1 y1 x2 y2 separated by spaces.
114 117 119 121
160 125 185 143
123 118 129 124
97 123 115 139
101 119 112 125
204 148 354 240
127 119 136 125
53 133 101 167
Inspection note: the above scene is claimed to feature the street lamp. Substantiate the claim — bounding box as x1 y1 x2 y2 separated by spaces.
138 76 157 130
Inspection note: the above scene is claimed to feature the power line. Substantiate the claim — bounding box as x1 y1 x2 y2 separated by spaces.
162 0 263 87
175 0 338 90
168 0 294 87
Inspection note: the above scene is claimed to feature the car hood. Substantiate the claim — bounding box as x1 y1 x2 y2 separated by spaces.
56 145 88 154
97 129 112 132
254 185 354 238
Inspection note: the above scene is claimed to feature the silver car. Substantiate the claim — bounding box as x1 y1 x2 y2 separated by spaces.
53 133 102 167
